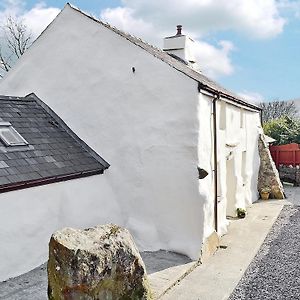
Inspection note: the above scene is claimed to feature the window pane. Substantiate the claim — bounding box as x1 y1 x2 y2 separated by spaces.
0 126 28 146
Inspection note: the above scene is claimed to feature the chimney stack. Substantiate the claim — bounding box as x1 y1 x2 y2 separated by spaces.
163 25 196 66
176 25 182 35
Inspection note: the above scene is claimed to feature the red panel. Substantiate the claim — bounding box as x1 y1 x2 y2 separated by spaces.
269 144 300 167
270 143 299 151
296 151 300 165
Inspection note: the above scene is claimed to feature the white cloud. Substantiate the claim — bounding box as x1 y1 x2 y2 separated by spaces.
278 0 300 18
21 3 60 38
100 1 288 78
0 0 291 79
101 6 236 78
193 40 235 78
0 1 60 39
101 7 155 43
238 91 264 104
101 3 240 78
118 0 285 39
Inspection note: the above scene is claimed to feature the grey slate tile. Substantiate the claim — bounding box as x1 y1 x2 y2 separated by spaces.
7 167 19 175
0 176 11 185
0 161 9 168
5 160 19 167
54 161 65 168
44 156 56 163
16 165 35 174
25 158 38 165
0 169 9 176
7 175 21 183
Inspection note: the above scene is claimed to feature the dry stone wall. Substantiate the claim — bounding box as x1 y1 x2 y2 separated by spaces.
258 134 285 199
279 166 300 186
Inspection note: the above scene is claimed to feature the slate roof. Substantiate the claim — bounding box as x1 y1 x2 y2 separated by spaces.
67 3 261 112
0 93 109 193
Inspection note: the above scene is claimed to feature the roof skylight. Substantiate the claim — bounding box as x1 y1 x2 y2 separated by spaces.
0 122 28 147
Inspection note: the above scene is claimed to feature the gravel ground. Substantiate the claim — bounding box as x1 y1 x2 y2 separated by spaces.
229 205 300 300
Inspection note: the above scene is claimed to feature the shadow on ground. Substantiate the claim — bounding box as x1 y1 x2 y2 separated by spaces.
141 250 192 274
0 250 191 299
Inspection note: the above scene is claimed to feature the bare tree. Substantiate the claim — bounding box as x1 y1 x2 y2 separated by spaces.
0 16 32 77
259 100 298 123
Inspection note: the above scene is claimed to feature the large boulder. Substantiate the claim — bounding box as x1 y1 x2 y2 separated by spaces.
48 224 152 300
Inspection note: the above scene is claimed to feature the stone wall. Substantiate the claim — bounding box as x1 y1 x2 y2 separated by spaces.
258 134 285 199
279 166 300 186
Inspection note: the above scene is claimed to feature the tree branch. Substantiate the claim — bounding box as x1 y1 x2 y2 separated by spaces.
0 15 32 77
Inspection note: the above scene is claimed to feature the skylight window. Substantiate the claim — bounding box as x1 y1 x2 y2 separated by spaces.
0 122 28 146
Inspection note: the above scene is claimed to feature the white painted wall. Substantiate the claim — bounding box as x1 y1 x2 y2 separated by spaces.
197 93 214 238
0 173 122 281
196 95 261 237
215 100 262 235
0 4 262 280
0 5 205 274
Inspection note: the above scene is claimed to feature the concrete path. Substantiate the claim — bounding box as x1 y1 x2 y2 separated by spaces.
142 251 197 299
162 198 288 300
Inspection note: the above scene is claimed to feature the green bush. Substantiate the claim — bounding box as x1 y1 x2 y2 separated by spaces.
263 116 300 145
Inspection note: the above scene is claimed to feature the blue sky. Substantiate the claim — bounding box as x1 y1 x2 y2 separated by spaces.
1 0 300 102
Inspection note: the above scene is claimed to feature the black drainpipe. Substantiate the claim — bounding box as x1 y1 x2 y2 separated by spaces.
212 95 218 232
260 109 264 127
198 82 218 233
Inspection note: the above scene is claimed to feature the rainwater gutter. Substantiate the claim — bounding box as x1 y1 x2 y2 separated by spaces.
0 169 104 194
197 82 262 112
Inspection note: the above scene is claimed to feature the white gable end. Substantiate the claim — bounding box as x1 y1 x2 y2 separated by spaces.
0 4 205 260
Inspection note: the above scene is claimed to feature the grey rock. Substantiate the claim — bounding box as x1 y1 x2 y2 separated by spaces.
47 224 152 300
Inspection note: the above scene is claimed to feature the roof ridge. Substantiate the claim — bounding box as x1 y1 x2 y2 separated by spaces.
0 95 33 102
67 3 163 54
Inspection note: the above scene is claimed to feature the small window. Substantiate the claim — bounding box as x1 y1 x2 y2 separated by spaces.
240 108 244 128
0 122 28 146
219 101 226 130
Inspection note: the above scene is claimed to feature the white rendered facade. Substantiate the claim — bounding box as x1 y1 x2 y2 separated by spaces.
0 4 262 281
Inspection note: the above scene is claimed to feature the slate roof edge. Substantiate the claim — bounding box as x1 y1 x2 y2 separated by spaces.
0 95 31 101
25 92 110 169
0 168 103 194
66 3 261 112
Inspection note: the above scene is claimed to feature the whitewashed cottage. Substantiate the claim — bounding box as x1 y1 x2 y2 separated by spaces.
0 4 262 281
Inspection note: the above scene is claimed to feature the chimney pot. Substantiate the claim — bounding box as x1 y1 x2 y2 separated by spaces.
176 25 182 35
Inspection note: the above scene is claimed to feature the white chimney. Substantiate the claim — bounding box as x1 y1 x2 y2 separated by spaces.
163 25 196 65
